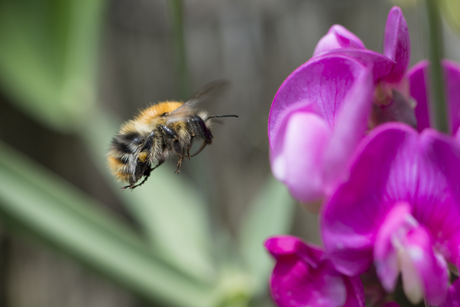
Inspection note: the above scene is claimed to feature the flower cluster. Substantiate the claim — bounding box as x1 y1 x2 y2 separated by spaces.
266 7 460 307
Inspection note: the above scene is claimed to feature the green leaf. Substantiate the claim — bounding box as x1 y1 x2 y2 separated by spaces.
239 178 295 296
80 110 215 282
0 0 105 131
0 140 216 307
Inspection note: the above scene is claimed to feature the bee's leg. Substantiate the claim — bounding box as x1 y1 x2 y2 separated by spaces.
182 135 194 160
175 155 183 174
186 143 192 159
174 145 185 174
121 160 165 190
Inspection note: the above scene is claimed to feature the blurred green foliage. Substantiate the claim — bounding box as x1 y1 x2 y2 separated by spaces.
0 0 295 306
0 0 103 131
440 0 460 33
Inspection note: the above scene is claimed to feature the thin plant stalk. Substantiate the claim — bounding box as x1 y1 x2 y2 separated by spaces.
168 0 190 100
425 0 449 134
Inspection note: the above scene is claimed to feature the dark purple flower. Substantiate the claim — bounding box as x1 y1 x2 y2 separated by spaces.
265 236 364 307
321 123 460 305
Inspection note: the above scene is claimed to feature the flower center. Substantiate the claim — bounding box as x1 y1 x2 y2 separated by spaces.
369 81 417 129
374 202 449 305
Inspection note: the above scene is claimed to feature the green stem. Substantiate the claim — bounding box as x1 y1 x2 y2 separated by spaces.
168 0 190 100
425 0 449 134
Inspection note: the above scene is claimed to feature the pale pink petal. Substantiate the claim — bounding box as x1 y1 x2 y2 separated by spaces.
313 25 366 57
374 202 449 305
374 202 412 292
270 109 331 203
401 225 449 305
383 7 410 83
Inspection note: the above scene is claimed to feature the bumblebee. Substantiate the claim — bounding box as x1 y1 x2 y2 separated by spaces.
108 81 238 190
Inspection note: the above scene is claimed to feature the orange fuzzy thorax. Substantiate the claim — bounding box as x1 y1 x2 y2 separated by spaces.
135 101 183 124
120 101 184 134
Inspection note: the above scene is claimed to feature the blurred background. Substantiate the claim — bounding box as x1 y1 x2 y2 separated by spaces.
0 0 459 306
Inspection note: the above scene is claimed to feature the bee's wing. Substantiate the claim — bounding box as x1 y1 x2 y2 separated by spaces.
166 80 230 124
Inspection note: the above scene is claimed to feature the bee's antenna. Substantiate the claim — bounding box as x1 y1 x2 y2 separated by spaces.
205 114 238 122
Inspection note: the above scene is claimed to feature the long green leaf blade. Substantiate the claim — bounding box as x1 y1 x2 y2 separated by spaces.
0 0 105 131
0 141 215 307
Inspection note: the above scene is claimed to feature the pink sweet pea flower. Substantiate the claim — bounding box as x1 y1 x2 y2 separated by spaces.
268 7 411 207
408 60 460 136
321 123 460 305
265 236 365 307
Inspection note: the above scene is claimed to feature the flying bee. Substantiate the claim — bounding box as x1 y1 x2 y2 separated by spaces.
108 81 238 190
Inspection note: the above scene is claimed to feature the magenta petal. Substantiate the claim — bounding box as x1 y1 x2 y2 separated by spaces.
408 60 430 132
444 60 460 135
265 236 346 307
313 25 366 57
383 7 410 83
321 123 420 276
265 236 323 263
343 276 365 307
440 278 460 307
322 68 373 194
416 130 460 268
268 55 367 150
319 49 395 82
408 60 460 134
